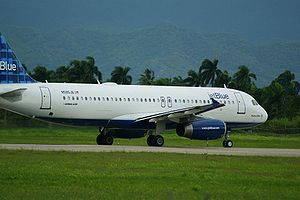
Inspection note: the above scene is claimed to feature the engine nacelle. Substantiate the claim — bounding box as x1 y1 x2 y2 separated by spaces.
176 119 226 140
110 129 147 139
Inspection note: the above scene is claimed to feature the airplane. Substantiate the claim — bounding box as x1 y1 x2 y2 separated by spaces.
0 33 268 148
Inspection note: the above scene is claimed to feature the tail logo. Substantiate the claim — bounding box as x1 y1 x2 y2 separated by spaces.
0 61 17 71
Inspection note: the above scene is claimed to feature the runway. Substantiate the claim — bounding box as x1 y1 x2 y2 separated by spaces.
1 144 300 157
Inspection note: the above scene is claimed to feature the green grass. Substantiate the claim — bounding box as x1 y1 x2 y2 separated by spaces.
0 127 300 149
0 150 299 200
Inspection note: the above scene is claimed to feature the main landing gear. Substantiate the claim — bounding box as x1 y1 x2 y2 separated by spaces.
147 135 164 147
223 130 233 148
147 122 165 147
96 128 114 145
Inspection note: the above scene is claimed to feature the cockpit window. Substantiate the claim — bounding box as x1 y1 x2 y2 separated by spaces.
252 100 259 106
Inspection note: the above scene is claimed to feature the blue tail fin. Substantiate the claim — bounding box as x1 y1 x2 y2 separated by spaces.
0 33 36 84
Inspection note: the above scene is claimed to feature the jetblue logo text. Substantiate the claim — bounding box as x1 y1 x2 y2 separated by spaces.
209 92 229 100
0 61 17 71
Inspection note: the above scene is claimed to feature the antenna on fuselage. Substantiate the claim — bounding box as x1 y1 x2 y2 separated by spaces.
223 84 227 88
97 79 101 84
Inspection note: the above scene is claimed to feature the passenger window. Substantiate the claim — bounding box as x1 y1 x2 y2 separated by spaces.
179 99 181 103
144 98 147 102
195 100 198 103
132 98 135 102
81 97 84 101
111 97 114 101
77 97 79 100
123 98 126 102
174 99 177 103
128 98 130 102
228 100 231 104
85 97 88 101
115 97 118 101
232 101 234 104
63 96 66 100
102 97 105 101
187 99 190 103
94 97 97 101
119 98 122 101
183 99 185 103
140 98 143 102
136 98 139 102
153 98 155 102
148 98 151 102
106 97 109 101
98 97 101 101
207 100 210 104
203 100 206 104
199 100 202 104
191 99 194 103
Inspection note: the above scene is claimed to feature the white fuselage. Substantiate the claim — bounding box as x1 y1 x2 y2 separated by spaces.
0 82 268 130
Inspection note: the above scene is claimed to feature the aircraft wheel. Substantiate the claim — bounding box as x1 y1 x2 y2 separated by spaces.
96 134 104 145
154 135 164 147
104 135 114 145
147 135 155 146
222 140 227 147
226 140 233 148
96 134 114 145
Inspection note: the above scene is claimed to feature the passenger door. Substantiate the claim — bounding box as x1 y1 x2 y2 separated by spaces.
234 92 246 114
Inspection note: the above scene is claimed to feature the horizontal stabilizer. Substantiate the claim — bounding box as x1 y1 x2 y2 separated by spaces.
0 88 27 97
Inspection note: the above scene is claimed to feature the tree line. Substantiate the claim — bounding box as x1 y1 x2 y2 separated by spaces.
25 56 300 120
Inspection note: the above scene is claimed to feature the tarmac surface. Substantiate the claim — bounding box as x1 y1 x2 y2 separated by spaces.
1 144 300 157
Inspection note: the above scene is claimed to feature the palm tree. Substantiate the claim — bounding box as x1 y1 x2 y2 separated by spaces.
139 68 155 85
110 66 132 85
200 59 222 87
232 65 257 92
85 56 102 83
153 78 172 86
31 65 52 82
275 70 300 95
68 57 102 83
172 76 186 86
214 70 232 87
184 69 202 87
54 66 69 82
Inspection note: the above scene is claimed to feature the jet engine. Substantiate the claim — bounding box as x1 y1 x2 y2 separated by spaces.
176 119 226 140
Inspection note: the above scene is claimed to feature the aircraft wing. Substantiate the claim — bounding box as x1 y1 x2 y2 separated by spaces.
134 98 225 123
